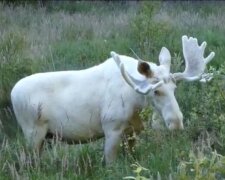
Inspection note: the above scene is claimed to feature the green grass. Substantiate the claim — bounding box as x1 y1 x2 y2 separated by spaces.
0 1 225 179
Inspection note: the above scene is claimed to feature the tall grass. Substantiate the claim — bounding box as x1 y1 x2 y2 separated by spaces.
0 1 225 179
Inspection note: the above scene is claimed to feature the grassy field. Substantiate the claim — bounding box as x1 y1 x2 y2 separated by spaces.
0 1 225 179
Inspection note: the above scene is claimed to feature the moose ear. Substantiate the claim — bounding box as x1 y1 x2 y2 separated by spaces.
137 61 153 78
159 47 171 71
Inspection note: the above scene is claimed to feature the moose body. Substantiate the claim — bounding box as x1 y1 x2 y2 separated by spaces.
11 57 147 140
11 36 215 164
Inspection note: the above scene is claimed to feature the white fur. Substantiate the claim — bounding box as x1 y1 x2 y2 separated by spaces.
11 54 183 164
12 35 214 164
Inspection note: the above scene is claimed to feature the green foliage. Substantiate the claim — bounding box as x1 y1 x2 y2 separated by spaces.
124 148 225 180
131 1 172 61
123 162 151 180
0 1 225 179
175 64 225 153
139 108 152 122
177 149 225 179
47 38 131 71
0 31 32 107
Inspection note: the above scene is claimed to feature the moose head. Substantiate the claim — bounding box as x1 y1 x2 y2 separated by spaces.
111 35 215 130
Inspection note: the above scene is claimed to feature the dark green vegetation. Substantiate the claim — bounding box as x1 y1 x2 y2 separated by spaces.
0 1 225 179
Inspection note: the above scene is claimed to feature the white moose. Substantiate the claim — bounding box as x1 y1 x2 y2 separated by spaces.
11 35 215 164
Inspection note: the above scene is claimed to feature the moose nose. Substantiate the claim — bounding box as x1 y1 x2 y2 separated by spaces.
168 121 184 130
167 112 184 130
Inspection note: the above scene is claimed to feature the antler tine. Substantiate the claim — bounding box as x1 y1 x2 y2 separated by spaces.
200 41 207 51
205 51 215 64
173 35 215 82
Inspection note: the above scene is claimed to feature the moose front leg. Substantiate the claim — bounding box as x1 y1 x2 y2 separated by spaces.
103 129 123 165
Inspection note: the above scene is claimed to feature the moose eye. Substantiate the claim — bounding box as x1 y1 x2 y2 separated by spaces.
154 90 161 96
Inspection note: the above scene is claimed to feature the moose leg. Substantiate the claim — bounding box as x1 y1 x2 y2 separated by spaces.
23 122 48 155
102 120 126 165
103 130 123 165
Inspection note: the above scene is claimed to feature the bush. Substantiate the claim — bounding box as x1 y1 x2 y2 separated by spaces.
131 1 173 61
0 31 32 107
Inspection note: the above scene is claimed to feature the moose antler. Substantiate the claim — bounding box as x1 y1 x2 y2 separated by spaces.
111 51 164 95
173 35 215 82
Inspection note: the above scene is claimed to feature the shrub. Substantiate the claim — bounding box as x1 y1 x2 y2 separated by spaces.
0 31 32 107
131 1 173 61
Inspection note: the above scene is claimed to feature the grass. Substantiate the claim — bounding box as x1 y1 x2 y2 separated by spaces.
0 1 225 179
